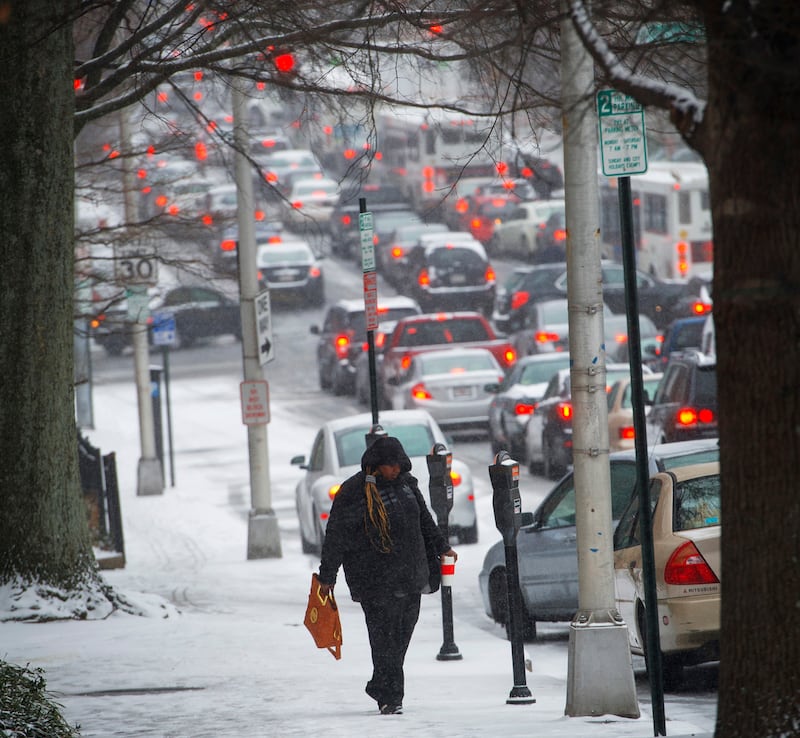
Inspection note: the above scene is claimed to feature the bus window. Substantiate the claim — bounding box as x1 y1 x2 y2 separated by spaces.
679 191 691 224
644 193 668 234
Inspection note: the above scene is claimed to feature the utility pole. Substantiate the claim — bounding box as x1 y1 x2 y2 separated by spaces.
120 110 163 496
231 79 282 559
561 2 638 718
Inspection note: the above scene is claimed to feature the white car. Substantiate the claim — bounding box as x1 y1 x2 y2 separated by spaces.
291 410 478 553
283 177 339 230
489 199 565 259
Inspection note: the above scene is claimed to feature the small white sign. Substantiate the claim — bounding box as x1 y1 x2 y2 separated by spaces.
254 289 274 365
597 90 648 177
240 380 270 425
359 211 375 273
115 243 159 286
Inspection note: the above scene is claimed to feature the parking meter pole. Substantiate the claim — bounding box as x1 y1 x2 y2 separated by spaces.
161 346 176 487
149 367 164 485
427 444 461 661
489 452 535 705
619 176 666 734
360 197 380 426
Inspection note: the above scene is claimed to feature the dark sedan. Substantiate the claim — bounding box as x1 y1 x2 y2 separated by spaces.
150 285 241 349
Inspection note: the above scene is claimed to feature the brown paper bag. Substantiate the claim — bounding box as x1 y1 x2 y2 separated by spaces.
303 573 342 660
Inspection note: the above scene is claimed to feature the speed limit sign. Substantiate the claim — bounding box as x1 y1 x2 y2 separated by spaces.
115 242 158 286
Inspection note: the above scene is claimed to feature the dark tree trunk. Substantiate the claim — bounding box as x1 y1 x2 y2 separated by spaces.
0 1 107 611
702 3 800 735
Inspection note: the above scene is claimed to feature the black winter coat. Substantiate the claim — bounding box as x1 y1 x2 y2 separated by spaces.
318 468 450 601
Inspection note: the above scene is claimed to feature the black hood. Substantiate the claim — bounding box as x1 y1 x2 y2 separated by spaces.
361 435 412 473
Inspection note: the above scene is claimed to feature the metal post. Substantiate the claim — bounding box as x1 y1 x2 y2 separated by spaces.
162 346 176 487
561 2 638 717
618 176 666 735
232 78 281 559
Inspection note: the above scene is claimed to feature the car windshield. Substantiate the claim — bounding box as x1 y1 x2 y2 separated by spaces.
398 318 491 345
519 357 571 385
335 423 436 467
660 447 720 470
673 474 721 531
427 246 485 269
258 246 310 264
619 375 663 408
420 352 496 375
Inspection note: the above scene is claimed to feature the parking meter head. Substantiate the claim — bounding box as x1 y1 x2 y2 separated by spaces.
489 457 521 544
365 423 388 448
427 443 454 522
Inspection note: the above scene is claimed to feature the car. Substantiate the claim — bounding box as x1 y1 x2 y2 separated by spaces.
353 318 404 407
646 350 718 444
255 238 324 305
214 219 282 275
485 352 572 459
258 148 321 194
363 208 422 266
508 298 571 357
492 261 695 333
381 221 450 286
385 347 506 432
311 296 422 395
535 210 568 262
402 234 496 316
525 363 653 478
148 285 242 349
614 461 721 689
488 199 566 259
291 409 479 552
606 373 664 452
283 177 339 230
458 194 522 245
649 315 707 370
477 439 721 642
602 311 662 364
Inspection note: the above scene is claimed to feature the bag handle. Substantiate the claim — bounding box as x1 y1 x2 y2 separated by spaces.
313 573 338 610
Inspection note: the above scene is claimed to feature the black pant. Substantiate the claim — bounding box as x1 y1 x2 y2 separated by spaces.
360 592 422 706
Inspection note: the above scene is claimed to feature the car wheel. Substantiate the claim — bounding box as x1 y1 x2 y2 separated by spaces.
314 515 326 553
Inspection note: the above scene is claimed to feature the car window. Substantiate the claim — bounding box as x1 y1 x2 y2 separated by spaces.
520 357 570 385
660 447 719 470
427 246 486 269
693 365 717 406
621 375 663 408
673 474 721 531
335 428 370 467
308 431 325 472
334 423 435 467
654 364 689 404
609 461 639 519
613 478 662 550
538 477 576 529
420 351 496 375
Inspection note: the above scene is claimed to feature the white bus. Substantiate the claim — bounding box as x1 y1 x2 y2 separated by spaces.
599 160 713 281
374 106 502 215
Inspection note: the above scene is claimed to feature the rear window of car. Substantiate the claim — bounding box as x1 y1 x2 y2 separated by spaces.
419 352 496 375
335 423 435 466
673 474 721 530
520 357 571 385
427 246 486 269
398 318 491 346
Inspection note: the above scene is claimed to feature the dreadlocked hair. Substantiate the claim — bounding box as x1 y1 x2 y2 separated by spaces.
364 467 392 553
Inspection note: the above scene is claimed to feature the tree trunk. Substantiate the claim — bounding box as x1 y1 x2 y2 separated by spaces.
703 4 800 735
0 1 109 616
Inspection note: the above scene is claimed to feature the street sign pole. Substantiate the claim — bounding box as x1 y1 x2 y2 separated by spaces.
359 200 379 426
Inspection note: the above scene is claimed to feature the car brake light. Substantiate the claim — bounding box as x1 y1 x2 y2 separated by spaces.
327 484 341 501
556 402 572 420
292 200 303 209
341 214 351 226
676 241 689 276
411 382 432 400
620 426 635 440
484 265 496 282
220 238 237 252
418 268 430 287
309 266 321 278
502 347 516 366
450 470 462 486
514 402 535 416
510 291 530 311
664 540 719 585
471 217 482 229
334 334 350 359
266 172 278 183
455 200 469 214
553 228 567 242
692 301 712 315
391 246 403 259
676 407 716 427
535 331 560 343
400 354 412 370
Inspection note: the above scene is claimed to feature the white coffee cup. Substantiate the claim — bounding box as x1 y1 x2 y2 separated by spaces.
440 554 455 587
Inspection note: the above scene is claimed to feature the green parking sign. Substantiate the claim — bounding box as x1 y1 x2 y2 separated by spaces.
597 90 648 176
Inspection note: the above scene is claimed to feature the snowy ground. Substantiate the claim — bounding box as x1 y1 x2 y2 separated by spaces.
1 372 715 737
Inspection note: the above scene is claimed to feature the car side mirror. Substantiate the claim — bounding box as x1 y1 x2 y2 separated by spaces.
290 455 306 467
484 382 501 393
309 325 320 335
520 512 535 527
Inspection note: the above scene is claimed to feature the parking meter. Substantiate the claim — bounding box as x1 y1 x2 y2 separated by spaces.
364 423 387 448
490 451 522 546
488 451 535 704
427 442 454 529
426 443 461 661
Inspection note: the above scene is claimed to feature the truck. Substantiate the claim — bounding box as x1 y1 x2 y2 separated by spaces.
379 311 517 407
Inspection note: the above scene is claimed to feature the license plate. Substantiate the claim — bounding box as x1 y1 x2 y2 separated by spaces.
452 386 475 399
449 274 466 285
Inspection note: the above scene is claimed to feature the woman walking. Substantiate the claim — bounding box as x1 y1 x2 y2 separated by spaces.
317 434 457 715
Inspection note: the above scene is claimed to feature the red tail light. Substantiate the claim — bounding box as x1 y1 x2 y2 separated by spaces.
664 540 719 585
556 402 572 420
220 238 236 252
502 347 516 366
535 331 560 344
292 200 303 210
484 265 496 283
692 301 712 315
411 382 432 400
450 470 462 486
418 268 430 287
553 228 567 242
400 354 412 370
510 291 530 311
514 402 536 416
309 266 321 278
341 214 352 226
471 217 482 229
390 246 403 260
676 407 716 427
334 334 350 359
620 426 635 440
455 198 469 214
327 484 341 501
266 172 278 183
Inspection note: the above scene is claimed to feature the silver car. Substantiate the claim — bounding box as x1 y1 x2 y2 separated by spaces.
292 409 479 554
477 438 720 641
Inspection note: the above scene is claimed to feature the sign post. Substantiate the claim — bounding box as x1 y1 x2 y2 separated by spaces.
359 202 380 425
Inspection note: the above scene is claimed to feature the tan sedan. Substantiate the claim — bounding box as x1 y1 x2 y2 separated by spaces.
607 373 663 452
613 461 721 689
